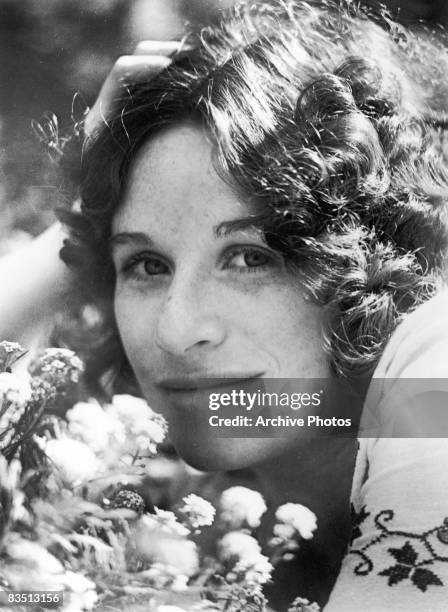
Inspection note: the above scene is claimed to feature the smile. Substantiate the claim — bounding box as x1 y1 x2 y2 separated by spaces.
156 373 265 392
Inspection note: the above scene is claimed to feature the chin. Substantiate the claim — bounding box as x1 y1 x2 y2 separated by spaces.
171 435 292 472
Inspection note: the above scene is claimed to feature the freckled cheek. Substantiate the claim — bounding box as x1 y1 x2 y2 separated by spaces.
113 294 159 373
240 286 326 376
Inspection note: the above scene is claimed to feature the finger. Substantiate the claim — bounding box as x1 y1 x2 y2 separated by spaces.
110 54 172 83
133 40 185 56
85 55 171 137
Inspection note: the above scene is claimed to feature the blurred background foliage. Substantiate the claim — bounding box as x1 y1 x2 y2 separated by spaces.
0 0 447 251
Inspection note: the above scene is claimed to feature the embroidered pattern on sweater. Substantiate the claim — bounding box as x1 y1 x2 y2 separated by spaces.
349 505 448 592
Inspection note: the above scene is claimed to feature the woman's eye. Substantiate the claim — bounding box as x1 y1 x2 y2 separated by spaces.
225 247 276 272
121 254 170 280
142 258 169 275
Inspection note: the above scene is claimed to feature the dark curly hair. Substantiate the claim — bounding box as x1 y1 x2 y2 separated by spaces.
57 0 448 395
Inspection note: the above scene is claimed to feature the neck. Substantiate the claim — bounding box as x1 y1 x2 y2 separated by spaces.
253 436 358 543
252 437 358 606
254 436 356 502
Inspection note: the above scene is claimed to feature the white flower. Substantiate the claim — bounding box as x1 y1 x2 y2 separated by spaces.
61 570 96 593
135 518 199 577
6 536 63 575
178 494 215 529
139 563 180 589
218 531 261 562
61 571 98 611
233 552 273 585
111 394 157 424
40 437 100 487
0 457 29 523
145 457 183 481
67 399 125 453
138 509 190 538
0 373 31 447
0 341 26 370
272 523 296 540
275 503 317 540
0 372 31 407
35 348 84 387
0 341 24 354
110 394 167 454
154 508 190 537
287 597 321 612
170 574 189 591
219 486 267 529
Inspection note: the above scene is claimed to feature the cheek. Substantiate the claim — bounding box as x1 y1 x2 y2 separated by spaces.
244 284 328 377
113 292 157 373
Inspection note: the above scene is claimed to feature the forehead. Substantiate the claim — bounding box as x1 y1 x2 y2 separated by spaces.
112 122 250 236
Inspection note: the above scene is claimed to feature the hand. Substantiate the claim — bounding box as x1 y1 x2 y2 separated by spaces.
84 40 187 138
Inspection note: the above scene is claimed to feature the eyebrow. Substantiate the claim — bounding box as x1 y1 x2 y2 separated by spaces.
110 217 262 250
109 232 153 251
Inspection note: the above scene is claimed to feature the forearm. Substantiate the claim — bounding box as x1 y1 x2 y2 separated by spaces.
0 222 73 345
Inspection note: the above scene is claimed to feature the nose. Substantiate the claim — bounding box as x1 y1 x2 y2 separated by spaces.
155 277 226 356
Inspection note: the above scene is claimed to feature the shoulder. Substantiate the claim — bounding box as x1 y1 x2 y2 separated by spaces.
357 288 448 438
325 290 448 610
374 287 448 379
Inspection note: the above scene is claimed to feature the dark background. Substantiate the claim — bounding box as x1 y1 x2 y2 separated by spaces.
0 0 446 249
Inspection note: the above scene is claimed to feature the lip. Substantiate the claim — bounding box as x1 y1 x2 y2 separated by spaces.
156 373 265 391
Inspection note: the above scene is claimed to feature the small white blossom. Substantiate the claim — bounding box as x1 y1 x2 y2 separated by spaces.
6 536 64 575
178 494 215 529
0 372 31 407
32 348 84 388
219 486 267 530
39 437 100 487
0 456 29 523
29 376 56 404
0 341 26 370
0 373 31 445
110 394 167 454
232 552 273 585
288 597 321 612
61 571 98 611
139 563 181 590
67 398 125 453
275 503 317 540
139 509 190 537
135 517 199 577
0 341 24 354
218 531 261 562
273 523 297 540
170 574 189 591
153 508 190 536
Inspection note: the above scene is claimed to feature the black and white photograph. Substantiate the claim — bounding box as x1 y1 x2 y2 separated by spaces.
1 1 448 610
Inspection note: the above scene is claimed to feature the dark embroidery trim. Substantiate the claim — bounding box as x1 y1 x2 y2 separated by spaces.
349 506 448 592
350 504 370 545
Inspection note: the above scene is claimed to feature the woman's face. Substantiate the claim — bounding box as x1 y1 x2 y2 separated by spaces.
111 122 330 470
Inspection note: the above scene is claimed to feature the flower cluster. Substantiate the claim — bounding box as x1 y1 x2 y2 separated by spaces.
0 340 319 612
218 531 273 587
178 494 216 531
65 394 168 475
31 347 84 388
287 598 321 612
0 372 32 449
0 341 27 371
27 348 83 407
275 503 318 540
219 487 267 530
269 503 318 562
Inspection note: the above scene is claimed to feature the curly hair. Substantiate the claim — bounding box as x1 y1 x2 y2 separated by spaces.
57 0 448 395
